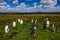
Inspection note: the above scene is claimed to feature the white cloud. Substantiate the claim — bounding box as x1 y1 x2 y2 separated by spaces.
5 3 26 12
15 2 41 12
0 1 60 12
13 0 18 5
17 3 27 9
6 5 10 8
39 6 60 12
40 0 57 8
4 2 40 12
0 1 7 5
39 0 60 12
33 2 37 8
0 0 9 8
0 1 10 12
0 5 60 12
0 6 7 9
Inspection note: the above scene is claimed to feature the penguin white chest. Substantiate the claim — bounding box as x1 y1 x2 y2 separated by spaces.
31 19 34 23
20 20 23 24
18 19 20 23
47 21 49 25
46 21 49 27
13 21 16 27
5 25 9 33
34 26 36 30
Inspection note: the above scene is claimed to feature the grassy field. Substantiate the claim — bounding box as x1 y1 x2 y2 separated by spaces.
0 14 60 40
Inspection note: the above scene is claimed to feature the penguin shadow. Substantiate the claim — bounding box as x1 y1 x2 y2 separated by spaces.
9 32 18 38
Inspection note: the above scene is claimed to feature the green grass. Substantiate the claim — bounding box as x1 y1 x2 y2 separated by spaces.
0 20 60 40
0 15 60 40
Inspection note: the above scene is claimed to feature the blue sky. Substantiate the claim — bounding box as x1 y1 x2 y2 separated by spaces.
57 0 60 5
5 0 40 7
4 0 60 7
0 0 60 12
